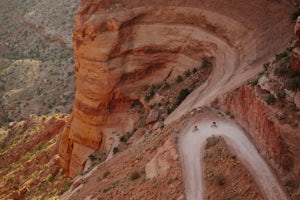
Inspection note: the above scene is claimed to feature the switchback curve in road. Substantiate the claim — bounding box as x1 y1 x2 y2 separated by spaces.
179 120 288 200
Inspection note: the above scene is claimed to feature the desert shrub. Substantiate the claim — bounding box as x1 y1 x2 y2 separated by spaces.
213 174 225 186
265 94 276 105
20 152 33 162
193 67 198 73
275 65 289 76
130 100 141 108
113 147 119 154
284 179 299 193
173 89 190 109
201 59 212 68
103 171 110 179
177 89 190 103
275 50 289 62
88 151 107 163
12 185 19 190
162 82 170 89
263 62 270 71
2 115 12 123
277 90 286 99
88 154 97 161
144 88 155 101
225 111 235 119
120 136 127 143
205 136 219 149
176 75 183 83
45 174 54 182
184 70 191 77
249 77 259 86
130 171 141 180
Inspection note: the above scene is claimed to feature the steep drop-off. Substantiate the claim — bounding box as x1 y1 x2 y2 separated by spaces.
59 0 295 177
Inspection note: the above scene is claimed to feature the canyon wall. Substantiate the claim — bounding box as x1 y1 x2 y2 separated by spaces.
219 86 300 179
59 0 294 177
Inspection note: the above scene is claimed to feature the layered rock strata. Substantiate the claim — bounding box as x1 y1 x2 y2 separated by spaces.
59 0 294 176
219 86 300 188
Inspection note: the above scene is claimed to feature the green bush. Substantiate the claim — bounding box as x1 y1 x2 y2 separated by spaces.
162 82 170 89
213 174 225 186
45 174 54 182
275 65 289 76
176 75 183 83
277 90 286 99
120 136 127 143
144 89 155 101
275 51 289 62
263 62 270 71
173 89 190 109
103 171 110 179
249 77 259 86
284 179 299 193
265 94 276 105
130 100 141 108
130 171 141 180
113 147 119 154
201 59 212 68
184 70 191 77
193 67 198 73
205 136 219 149
88 154 97 161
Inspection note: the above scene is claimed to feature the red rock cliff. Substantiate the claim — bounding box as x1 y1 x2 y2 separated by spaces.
59 0 294 177
219 86 300 178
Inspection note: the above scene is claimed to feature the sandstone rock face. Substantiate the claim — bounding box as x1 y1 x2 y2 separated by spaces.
59 0 294 176
219 86 300 176
145 138 178 179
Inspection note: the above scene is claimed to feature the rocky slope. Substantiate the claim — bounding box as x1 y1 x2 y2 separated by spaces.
0 114 70 199
215 47 300 198
1 0 300 199
0 0 79 124
59 0 296 177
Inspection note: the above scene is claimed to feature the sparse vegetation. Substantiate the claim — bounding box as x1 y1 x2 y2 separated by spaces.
277 90 286 99
45 174 54 182
284 179 299 194
113 147 119 154
263 62 270 71
176 75 183 83
130 171 141 180
184 70 191 77
265 94 276 105
205 136 219 149
173 89 190 109
103 171 110 179
201 59 212 68
88 151 107 166
213 174 225 186
225 111 234 119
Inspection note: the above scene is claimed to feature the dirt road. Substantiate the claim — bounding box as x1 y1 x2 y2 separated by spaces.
179 120 288 200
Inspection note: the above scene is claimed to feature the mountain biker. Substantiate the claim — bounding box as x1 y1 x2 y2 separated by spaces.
193 125 198 131
211 121 217 128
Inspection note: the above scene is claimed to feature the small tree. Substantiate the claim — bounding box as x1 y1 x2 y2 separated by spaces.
265 94 276 105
